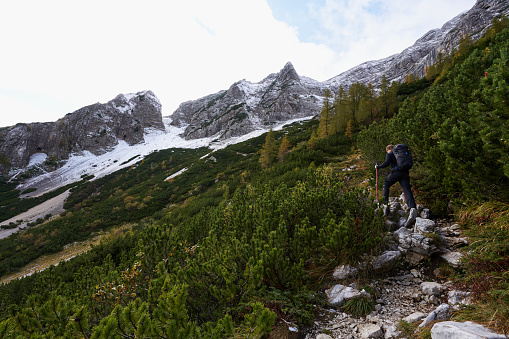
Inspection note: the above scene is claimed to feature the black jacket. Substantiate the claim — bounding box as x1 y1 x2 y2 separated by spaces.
377 151 401 172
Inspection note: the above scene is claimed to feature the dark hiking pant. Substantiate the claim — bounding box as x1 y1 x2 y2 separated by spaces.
383 170 416 208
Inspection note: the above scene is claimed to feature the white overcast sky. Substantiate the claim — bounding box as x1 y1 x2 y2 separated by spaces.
0 0 476 128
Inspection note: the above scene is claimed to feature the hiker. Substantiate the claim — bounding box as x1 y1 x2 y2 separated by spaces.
375 144 416 209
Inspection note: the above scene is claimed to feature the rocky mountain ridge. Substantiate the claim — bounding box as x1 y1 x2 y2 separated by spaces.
170 62 324 140
324 0 509 90
0 90 163 174
1 0 507 178
170 0 509 141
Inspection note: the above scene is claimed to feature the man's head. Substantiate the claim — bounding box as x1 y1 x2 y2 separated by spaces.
386 144 394 153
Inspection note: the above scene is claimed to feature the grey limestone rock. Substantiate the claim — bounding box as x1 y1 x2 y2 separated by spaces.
448 290 471 310
333 264 359 280
430 321 508 339
359 323 383 338
440 251 465 268
0 91 163 174
403 312 427 324
421 282 444 296
418 303 451 328
326 284 370 307
170 62 324 140
324 0 509 93
414 217 436 234
394 227 439 265
373 250 402 273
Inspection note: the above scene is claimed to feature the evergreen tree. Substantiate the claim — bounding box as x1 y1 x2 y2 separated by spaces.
307 128 318 150
348 82 365 125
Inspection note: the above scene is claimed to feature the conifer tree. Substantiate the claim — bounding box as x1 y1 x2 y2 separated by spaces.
333 85 349 132
259 129 278 168
379 75 398 117
345 119 354 144
278 134 291 162
318 89 333 138
307 129 318 150
348 82 367 124
362 82 378 123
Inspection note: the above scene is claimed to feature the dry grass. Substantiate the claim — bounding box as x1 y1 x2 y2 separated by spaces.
458 200 509 231
452 200 509 335
0 223 134 286
333 149 372 189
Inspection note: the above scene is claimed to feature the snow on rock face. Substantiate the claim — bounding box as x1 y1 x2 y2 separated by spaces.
169 1 509 141
324 0 509 91
0 90 165 174
27 153 48 167
170 62 325 140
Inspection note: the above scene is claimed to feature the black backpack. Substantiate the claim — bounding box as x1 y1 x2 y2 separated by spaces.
393 144 413 170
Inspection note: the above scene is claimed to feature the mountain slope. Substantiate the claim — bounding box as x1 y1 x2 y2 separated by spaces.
325 0 509 89
1 0 506 202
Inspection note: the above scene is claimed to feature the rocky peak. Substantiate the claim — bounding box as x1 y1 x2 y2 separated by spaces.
170 62 326 140
170 1 508 141
0 90 164 174
476 0 503 10
277 62 300 82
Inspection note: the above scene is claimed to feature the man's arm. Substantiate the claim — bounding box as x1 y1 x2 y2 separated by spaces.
376 152 392 169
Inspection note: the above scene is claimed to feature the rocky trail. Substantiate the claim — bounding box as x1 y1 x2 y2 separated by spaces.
300 195 507 339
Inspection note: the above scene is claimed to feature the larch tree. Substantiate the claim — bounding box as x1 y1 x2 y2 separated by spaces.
278 134 291 162
333 85 349 132
318 89 333 138
259 129 278 168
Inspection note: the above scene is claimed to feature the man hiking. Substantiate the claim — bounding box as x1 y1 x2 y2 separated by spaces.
375 144 416 209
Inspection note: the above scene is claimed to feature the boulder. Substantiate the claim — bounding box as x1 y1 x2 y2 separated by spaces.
418 304 450 328
403 312 427 324
373 250 402 273
394 227 438 265
326 284 368 307
440 251 464 268
448 290 471 309
421 282 444 296
359 323 383 339
333 265 358 280
430 321 507 339
414 218 436 233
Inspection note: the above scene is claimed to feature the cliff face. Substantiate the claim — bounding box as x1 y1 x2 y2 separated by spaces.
0 91 163 173
170 62 325 140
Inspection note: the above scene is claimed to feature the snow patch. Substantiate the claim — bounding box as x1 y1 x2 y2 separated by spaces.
28 153 47 167
15 115 313 197
165 167 188 181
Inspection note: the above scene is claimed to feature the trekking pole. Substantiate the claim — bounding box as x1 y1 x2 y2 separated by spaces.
375 166 379 203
